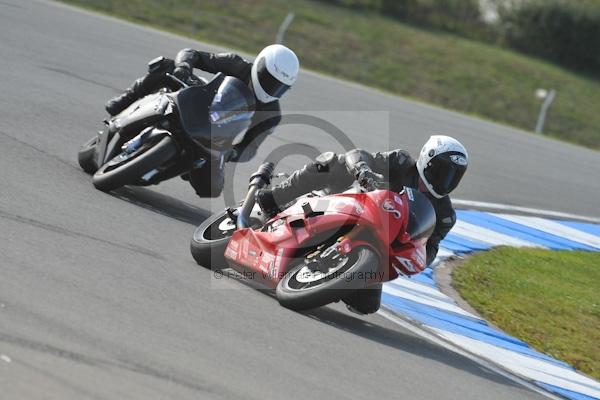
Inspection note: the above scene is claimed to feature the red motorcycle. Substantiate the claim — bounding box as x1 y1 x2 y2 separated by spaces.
191 163 436 311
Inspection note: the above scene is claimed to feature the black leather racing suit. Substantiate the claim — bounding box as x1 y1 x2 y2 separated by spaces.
268 149 457 314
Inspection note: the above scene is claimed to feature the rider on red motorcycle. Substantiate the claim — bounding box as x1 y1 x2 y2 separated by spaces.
257 135 468 281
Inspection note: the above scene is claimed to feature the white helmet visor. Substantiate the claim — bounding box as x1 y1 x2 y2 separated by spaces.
256 58 291 99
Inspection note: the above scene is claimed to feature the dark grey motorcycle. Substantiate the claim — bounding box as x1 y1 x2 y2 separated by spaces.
78 72 254 196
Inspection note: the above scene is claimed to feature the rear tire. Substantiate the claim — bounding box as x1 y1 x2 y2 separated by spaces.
78 136 98 174
276 247 379 311
190 211 236 270
92 135 176 192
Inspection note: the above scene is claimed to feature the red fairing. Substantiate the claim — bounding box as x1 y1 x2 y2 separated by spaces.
224 189 429 287
225 226 296 287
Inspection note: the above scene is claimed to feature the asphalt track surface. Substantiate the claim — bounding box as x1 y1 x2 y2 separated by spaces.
0 1 596 399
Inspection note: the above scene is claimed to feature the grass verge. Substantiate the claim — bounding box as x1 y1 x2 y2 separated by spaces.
58 0 600 149
452 247 600 380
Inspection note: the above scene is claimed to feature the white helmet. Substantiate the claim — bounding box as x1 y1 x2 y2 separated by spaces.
251 44 299 103
416 135 468 198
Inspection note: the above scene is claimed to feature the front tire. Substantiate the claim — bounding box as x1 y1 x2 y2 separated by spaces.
276 247 380 311
92 135 176 192
190 211 236 270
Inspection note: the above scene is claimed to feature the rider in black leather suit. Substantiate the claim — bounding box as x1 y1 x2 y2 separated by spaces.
105 46 298 196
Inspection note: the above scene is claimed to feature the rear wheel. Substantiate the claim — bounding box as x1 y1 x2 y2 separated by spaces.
78 136 98 174
190 211 237 270
92 135 176 192
276 246 379 311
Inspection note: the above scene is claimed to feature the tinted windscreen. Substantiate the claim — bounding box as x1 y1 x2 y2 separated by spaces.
405 188 437 241
208 77 256 148
209 77 255 126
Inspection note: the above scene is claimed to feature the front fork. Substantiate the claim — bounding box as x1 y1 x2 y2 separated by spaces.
304 233 379 274
305 237 350 273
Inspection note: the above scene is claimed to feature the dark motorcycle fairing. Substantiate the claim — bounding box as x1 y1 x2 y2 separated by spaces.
114 93 171 138
172 74 255 152
171 85 214 144
92 93 172 168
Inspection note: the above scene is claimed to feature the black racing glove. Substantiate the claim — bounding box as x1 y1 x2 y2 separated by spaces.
173 64 192 82
356 163 384 191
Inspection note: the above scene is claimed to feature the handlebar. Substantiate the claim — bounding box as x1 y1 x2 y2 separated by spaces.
359 179 389 192
361 180 379 192
165 73 189 89
237 163 275 229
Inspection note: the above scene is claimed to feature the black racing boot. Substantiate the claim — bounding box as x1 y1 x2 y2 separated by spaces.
342 284 382 315
346 304 367 315
105 74 159 116
105 88 139 116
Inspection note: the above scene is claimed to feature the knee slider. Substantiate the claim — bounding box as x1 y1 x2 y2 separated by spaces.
441 211 457 228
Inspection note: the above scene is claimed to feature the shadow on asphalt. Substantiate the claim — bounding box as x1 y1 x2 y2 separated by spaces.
213 269 526 390
111 186 210 226
302 306 525 389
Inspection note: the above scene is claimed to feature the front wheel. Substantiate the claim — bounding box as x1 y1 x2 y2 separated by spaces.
276 247 380 311
190 210 237 270
92 135 176 192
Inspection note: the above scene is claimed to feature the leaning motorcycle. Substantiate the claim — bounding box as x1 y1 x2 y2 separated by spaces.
77 71 254 196
190 163 436 311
